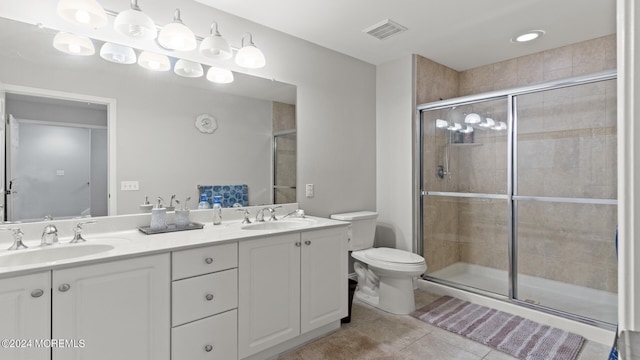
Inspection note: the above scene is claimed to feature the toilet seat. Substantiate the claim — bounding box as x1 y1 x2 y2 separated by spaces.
352 247 426 273
365 247 424 264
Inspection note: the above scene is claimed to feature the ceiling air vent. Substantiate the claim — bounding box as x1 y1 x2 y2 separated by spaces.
363 19 408 40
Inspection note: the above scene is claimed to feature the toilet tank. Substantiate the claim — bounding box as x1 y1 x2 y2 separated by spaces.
330 211 378 251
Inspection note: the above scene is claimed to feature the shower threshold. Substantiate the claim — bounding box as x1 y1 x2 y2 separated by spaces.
428 262 617 325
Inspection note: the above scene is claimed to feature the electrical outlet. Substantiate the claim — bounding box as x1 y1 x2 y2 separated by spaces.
305 184 314 198
121 181 139 191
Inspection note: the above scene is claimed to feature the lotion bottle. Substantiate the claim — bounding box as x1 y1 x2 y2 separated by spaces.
212 195 222 225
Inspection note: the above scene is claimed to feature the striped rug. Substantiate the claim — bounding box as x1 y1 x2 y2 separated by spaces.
411 296 584 360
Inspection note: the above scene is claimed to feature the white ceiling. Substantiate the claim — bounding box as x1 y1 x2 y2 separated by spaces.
194 0 616 71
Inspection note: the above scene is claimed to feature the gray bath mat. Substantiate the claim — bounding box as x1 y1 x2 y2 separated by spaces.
411 296 584 360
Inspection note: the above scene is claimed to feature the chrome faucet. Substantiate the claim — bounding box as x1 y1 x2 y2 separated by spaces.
41 216 58 246
2 228 27 250
70 220 97 243
255 206 281 222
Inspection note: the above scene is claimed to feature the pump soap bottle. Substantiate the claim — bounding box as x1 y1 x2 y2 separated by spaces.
212 195 222 225
198 193 210 209
150 198 168 231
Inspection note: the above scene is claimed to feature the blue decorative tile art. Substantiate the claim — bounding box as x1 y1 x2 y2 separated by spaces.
198 185 248 208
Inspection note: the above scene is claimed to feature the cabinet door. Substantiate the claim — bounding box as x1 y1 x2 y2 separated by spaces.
301 227 348 333
0 272 50 360
52 254 170 360
238 233 300 358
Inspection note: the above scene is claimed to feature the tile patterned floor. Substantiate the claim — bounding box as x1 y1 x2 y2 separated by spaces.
279 289 612 360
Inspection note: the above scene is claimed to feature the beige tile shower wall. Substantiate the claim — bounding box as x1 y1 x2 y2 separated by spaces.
273 102 296 132
273 102 297 205
416 56 461 272
455 35 617 292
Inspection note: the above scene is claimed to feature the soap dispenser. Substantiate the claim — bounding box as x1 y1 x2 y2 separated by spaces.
150 198 168 231
198 193 210 209
212 195 222 225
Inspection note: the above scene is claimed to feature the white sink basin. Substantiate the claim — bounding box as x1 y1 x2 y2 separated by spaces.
242 218 316 231
0 243 116 268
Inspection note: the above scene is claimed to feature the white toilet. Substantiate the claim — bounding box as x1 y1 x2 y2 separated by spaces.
330 211 427 315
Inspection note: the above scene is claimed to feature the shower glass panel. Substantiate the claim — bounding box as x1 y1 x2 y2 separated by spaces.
273 132 296 204
419 71 617 327
421 97 509 296
514 79 617 324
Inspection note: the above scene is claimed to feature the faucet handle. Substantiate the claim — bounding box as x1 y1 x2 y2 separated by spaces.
2 228 27 250
268 206 282 221
237 209 252 224
70 220 97 244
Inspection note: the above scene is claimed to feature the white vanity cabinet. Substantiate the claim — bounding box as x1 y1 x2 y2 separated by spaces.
0 272 51 360
52 253 171 360
0 254 170 360
171 242 238 360
238 227 348 359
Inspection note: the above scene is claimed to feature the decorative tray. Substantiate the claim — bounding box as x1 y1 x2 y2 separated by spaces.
138 222 204 235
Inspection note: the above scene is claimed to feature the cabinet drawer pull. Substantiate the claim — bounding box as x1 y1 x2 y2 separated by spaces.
204 344 213 352
31 289 44 298
295 242 301 247
305 240 311 246
204 257 214 264
205 293 214 301
58 284 71 292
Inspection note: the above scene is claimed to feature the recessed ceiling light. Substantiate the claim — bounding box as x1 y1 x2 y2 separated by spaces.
512 30 545 43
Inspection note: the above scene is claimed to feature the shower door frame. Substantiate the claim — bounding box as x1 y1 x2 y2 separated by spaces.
415 69 617 329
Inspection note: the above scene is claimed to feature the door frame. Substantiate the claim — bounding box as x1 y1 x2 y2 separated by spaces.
3 84 117 217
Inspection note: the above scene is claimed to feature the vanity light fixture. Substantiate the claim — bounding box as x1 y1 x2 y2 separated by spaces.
100 43 137 64
512 30 545 43
460 125 474 134
492 121 508 131
435 119 449 128
57 0 107 28
174 59 204 78
206 66 234 84
464 113 482 124
479 117 496 128
138 51 170 71
447 123 462 131
53 32 95 56
114 0 157 40
158 9 197 51
200 22 233 60
235 33 266 69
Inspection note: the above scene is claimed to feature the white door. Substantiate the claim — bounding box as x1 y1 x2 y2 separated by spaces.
0 81 5 222
52 254 170 360
7 118 92 221
0 272 51 360
238 233 301 358
300 227 349 333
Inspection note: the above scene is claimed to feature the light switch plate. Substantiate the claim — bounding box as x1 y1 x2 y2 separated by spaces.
121 181 139 191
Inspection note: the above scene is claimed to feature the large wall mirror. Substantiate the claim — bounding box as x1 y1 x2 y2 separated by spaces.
0 16 296 222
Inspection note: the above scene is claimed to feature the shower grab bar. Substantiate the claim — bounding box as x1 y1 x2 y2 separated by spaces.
513 195 617 205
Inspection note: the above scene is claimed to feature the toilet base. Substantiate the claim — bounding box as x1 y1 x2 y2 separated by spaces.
355 276 417 315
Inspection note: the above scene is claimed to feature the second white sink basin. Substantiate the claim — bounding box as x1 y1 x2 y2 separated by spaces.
0 243 116 268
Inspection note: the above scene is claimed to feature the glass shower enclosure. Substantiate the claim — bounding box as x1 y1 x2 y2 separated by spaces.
418 71 617 327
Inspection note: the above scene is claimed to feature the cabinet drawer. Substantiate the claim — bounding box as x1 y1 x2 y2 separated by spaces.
172 309 237 360
172 242 237 280
172 268 238 326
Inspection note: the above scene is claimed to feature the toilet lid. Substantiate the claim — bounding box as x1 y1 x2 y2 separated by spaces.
365 248 424 264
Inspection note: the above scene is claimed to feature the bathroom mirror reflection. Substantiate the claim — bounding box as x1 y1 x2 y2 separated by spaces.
0 17 297 222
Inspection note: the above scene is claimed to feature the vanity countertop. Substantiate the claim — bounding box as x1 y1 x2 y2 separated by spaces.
0 215 348 278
